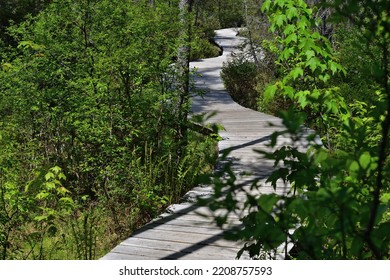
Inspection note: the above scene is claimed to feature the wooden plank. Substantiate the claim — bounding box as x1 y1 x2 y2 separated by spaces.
102 252 157 260
104 243 248 260
140 223 227 236
151 217 242 228
129 228 243 248
120 237 243 255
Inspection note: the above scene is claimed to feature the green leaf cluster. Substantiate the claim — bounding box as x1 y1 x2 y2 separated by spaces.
0 0 219 259
208 0 390 259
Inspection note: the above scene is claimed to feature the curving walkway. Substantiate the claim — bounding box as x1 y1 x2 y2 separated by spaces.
102 28 304 260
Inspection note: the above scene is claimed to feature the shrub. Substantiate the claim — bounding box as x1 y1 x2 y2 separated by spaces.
221 53 260 110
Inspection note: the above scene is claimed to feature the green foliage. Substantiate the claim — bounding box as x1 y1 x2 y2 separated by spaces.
0 0 51 46
0 165 72 259
193 0 245 29
190 32 221 60
0 0 218 259
207 0 390 259
331 24 383 108
69 206 99 260
221 53 260 110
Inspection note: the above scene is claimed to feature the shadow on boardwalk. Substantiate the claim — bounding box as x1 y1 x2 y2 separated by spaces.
101 28 295 260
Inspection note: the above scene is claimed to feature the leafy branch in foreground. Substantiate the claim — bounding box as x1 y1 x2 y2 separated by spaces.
207 0 389 259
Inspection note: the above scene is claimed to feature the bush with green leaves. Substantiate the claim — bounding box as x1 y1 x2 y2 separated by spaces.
0 0 218 259
221 53 260 110
331 23 383 110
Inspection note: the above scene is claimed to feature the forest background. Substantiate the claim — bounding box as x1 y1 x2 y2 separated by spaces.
0 0 389 259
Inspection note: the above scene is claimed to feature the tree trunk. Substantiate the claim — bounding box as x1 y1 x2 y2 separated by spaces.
244 0 260 67
176 0 193 157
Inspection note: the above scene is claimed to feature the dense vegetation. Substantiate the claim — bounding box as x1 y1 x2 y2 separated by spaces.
212 0 390 259
0 0 239 260
1 0 388 260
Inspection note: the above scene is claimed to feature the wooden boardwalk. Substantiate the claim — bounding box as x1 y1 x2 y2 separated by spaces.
102 28 306 260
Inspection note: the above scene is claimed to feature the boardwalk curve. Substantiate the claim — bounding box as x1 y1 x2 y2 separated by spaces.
102 28 300 260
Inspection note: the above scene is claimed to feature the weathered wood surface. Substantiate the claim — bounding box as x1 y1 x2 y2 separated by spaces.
102 28 307 260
